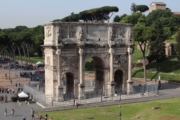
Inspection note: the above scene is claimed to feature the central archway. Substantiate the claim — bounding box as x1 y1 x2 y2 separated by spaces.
84 56 105 91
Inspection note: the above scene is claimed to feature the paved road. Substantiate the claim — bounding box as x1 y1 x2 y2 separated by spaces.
0 59 44 120
0 100 42 120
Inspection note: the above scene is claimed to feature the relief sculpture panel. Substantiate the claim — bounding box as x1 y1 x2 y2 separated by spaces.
46 26 52 38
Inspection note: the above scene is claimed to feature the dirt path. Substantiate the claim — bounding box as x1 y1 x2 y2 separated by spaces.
0 68 29 88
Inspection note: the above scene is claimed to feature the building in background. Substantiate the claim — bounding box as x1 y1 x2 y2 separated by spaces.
149 2 166 13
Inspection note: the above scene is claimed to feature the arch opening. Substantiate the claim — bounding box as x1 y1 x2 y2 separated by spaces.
84 56 105 91
66 72 74 94
114 69 123 92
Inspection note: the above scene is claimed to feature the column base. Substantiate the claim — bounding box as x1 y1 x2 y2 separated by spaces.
78 95 86 100
127 80 133 95
55 86 64 102
78 84 86 100
57 97 64 102
107 81 115 97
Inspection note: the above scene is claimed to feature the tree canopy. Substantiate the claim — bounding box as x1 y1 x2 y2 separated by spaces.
176 28 180 61
135 5 149 13
54 6 119 23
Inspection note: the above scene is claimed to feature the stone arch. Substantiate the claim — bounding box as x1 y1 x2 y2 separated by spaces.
61 71 75 93
114 69 124 90
66 72 74 93
83 54 107 69
84 55 105 90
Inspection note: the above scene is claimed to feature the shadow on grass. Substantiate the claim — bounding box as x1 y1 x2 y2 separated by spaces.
150 71 158 80
147 57 180 73
132 68 144 77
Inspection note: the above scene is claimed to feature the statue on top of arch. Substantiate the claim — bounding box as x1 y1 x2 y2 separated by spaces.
77 27 84 41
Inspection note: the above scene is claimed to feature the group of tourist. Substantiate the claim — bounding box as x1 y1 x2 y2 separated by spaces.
4 108 15 116
0 87 15 94
4 107 52 120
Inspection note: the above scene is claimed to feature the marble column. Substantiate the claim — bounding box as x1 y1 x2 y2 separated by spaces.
127 46 133 95
56 49 64 101
108 47 115 96
78 48 86 99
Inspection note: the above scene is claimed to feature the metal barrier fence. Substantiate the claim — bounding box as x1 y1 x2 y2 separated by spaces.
23 84 48 106
24 83 159 107
52 83 159 106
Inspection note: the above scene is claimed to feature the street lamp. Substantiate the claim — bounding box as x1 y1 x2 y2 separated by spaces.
119 87 122 101
119 105 122 120
8 59 11 80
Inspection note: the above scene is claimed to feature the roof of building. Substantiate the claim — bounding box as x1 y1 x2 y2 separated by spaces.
172 12 180 15
150 2 166 5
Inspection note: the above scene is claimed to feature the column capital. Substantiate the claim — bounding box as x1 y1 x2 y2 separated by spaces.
109 48 114 54
127 47 133 54
79 48 83 54
56 49 61 55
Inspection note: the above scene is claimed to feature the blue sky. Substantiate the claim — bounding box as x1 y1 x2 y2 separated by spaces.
0 0 179 28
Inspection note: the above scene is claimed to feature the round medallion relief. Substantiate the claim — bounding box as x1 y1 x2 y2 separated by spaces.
120 55 126 63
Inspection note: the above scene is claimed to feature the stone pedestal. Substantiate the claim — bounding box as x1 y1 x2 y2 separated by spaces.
107 81 115 97
78 83 86 99
56 86 64 102
127 81 133 95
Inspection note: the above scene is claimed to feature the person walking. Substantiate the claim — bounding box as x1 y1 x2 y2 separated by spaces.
5 73 7 80
4 108 7 116
39 114 42 120
73 99 76 106
31 110 34 119
11 109 15 116
23 116 26 120
44 114 48 120
10 79 12 85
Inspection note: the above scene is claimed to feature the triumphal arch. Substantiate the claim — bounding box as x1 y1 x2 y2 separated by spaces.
43 22 134 102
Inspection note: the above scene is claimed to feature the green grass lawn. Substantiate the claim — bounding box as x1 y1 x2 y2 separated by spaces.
16 55 44 63
165 32 177 43
132 42 147 62
37 98 180 120
133 56 180 82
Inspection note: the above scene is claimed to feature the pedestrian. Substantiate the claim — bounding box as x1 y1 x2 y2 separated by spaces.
31 108 33 114
39 114 42 120
12 88 15 94
73 99 76 106
31 110 34 119
23 116 26 120
5 73 7 80
10 79 12 85
74 100 77 106
1 88 4 93
45 114 48 120
4 108 7 116
11 109 15 116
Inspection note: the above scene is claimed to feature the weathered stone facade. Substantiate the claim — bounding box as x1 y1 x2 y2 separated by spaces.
42 22 134 102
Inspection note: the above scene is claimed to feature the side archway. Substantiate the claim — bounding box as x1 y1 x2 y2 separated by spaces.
114 69 123 90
